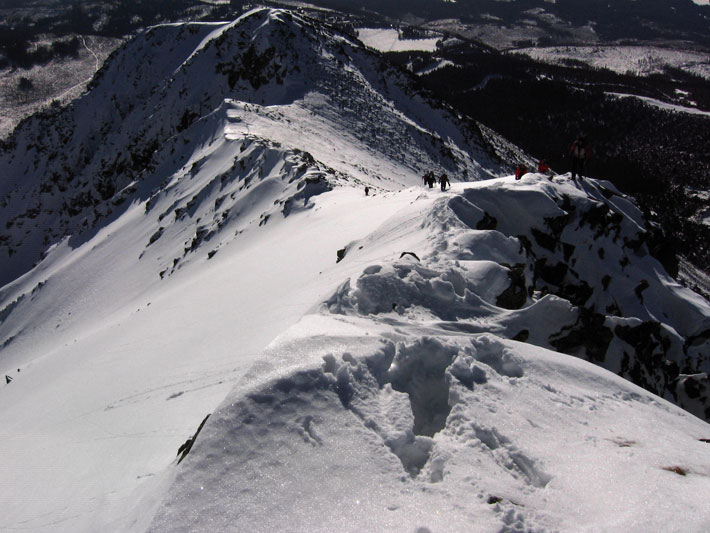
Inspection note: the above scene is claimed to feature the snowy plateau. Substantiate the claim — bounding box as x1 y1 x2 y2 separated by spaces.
511 45 710 81
1 8 710 533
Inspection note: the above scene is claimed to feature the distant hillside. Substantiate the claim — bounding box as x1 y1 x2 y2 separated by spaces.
283 0 710 48
382 37 710 297
1 9 709 532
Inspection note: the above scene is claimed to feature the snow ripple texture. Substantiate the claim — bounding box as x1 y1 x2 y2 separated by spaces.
1 7 709 532
150 175 710 533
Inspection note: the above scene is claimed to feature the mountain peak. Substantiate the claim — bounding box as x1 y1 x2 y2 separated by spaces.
2 7 709 531
0 8 509 287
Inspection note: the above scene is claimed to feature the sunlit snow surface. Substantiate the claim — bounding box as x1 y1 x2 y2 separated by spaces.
1 8 709 533
357 28 440 53
147 177 710 533
513 46 710 80
152 318 710 532
0 9 501 530
607 92 710 117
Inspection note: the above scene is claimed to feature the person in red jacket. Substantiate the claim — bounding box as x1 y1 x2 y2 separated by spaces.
569 137 591 180
515 164 527 180
538 159 553 180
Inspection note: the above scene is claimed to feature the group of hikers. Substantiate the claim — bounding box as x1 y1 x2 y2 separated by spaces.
515 136 592 182
392 136 592 197
422 171 451 191
417 137 592 192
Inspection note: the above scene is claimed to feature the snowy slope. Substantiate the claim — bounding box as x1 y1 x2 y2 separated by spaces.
0 8 507 531
151 318 710 532
607 91 710 117
512 45 710 81
357 28 440 53
0 183 430 531
148 175 710 532
0 8 507 288
1 7 710 533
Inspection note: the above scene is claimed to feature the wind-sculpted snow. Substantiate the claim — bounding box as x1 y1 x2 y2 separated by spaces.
2 7 710 531
151 322 709 532
0 131 335 359
326 175 710 420
151 175 710 532
0 10 516 529
142 134 335 278
0 7 507 287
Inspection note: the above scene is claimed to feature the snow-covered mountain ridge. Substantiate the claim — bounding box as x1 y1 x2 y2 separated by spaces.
1 7 710 532
0 7 508 287
330 176 710 419
150 175 710 532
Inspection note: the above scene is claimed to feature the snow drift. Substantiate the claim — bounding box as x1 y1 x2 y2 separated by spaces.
1 7 709 532
150 175 710 532
0 8 508 287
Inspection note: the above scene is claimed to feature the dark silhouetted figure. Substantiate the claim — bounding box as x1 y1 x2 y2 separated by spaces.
439 173 450 191
569 137 591 180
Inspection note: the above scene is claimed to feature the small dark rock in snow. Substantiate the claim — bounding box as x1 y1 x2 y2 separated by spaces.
634 279 650 303
336 247 346 263
476 212 497 230
399 251 420 261
177 414 211 464
661 466 688 476
513 330 530 342
496 265 527 310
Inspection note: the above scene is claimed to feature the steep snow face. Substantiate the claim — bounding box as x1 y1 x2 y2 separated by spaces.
0 7 505 287
0 9 511 530
150 176 710 533
323 175 710 420
2 7 710 532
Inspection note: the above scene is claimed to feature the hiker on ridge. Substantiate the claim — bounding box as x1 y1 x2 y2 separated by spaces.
439 173 450 191
422 171 436 188
538 159 553 180
569 137 591 180
515 164 527 180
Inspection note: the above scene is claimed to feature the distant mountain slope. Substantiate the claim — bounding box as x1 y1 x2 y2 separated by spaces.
1 7 709 532
299 0 710 47
0 7 510 287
